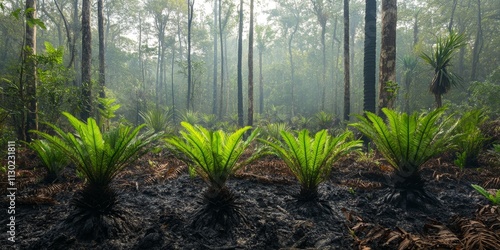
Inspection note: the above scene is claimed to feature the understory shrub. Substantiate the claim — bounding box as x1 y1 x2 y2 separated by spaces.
29 139 69 182
261 129 361 209
453 109 489 169
165 122 260 230
350 107 457 209
33 112 157 239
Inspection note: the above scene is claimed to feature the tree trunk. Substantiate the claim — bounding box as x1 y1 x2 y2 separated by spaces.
187 0 194 110
237 0 244 127
81 0 92 120
259 48 263 114
212 0 218 115
247 0 254 127
343 0 350 121
378 0 397 114
363 0 377 113
72 0 80 86
288 24 298 118
448 0 458 31
25 0 38 142
470 0 483 81
98 0 106 123
218 0 225 118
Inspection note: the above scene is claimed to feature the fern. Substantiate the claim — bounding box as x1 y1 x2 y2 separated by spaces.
350 108 456 178
29 139 69 181
261 129 361 199
165 122 258 191
140 107 173 133
471 184 500 205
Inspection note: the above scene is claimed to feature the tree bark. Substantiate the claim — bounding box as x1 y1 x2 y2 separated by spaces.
259 46 263 114
470 0 483 81
81 0 92 120
212 0 218 115
363 0 377 113
25 0 38 142
187 0 194 110
378 0 397 114
237 0 244 127
98 0 106 114
247 0 254 127
343 0 350 121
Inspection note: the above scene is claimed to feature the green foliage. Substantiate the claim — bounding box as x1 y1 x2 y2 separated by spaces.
179 110 200 125
139 107 173 133
98 97 121 120
350 108 456 178
314 111 335 131
468 81 500 119
261 129 361 198
29 139 68 181
165 122 259 191
471 184 500 205
453 109 489 169
260 122 290 142
32 112 155 187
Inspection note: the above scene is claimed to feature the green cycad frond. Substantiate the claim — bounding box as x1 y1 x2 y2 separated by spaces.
29 139 69 180
33 112 154 187
165 122 258 190
262 129 361 194
140 107 173 133
351 108 456 177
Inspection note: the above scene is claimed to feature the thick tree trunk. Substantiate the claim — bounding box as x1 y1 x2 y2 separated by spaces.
343 0 350 121
378 0 397 114
81 0 92 120
363 0 377 113
247 0 254 127
25 0 38 142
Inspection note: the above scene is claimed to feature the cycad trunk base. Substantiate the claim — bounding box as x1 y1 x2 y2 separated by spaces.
191 186 246 231
67 184 136 240
292 186 333 217
384 172 440 210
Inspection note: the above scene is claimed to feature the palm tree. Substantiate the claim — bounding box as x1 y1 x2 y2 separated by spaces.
420 31 466 108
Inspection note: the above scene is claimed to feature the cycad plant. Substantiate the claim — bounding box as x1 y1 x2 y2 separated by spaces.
165 122 259 229
33 112 156 238
261 122 290 142
29 139 69 182
420 31 466 108
350 108 456 208
139 107 173 133
261 129 361 203
453 109 489 169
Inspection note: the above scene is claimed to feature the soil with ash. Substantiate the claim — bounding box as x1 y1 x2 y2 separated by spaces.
1 149 499 249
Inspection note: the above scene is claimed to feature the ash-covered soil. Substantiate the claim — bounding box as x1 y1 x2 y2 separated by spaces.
1 150 499 249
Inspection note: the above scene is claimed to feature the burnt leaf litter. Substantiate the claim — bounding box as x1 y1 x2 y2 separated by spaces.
1 149 499 249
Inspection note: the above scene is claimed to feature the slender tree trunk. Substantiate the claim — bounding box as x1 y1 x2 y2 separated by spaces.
187 0 194 110
98 0 106 124
413 12 419 48
343 0 350 121
72 0 80 86
25 0 38 142
237 0 244 127
378 0 397 114
363 0 377 113
259 48 263 114
81 0 92 120
288 25 298 117
212 0 218 115
247 0 254 127
448 0 458 31
218 0 224 118
470 0 483 81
